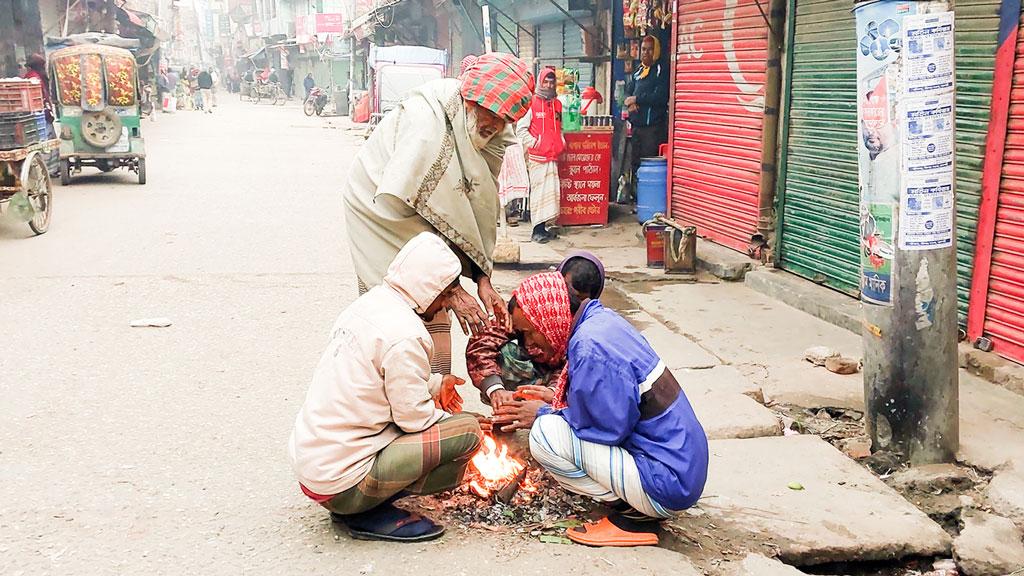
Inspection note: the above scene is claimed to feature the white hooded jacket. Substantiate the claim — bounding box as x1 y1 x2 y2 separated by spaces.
288 233 462 496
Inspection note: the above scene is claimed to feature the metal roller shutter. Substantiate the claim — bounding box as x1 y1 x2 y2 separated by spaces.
536 21 594 88
775 0 1001 322
955 0 1003 321
975 8 1024 363
776 0 859 295
671 0 770 253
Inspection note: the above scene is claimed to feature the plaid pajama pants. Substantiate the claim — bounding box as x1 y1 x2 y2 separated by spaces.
323 413 482 515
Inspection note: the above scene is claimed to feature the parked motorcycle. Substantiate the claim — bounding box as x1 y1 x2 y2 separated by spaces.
303 87 330 116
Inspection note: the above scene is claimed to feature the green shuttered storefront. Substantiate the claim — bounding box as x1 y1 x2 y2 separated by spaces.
776 0 1002 322
776 0 859 296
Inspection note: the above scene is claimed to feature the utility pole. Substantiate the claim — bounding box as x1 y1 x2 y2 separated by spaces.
854 0 959 464
480 3 492 53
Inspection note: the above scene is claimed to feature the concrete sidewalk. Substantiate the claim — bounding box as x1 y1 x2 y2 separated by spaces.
500 210 1024 574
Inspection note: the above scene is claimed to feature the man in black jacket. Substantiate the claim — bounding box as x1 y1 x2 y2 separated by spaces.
624 36 669 187
197 68 214 114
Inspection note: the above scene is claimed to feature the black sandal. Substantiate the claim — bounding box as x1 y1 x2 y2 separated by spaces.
336 504 445 543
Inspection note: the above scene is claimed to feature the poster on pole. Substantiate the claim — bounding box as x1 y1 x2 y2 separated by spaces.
855 0 906 305
898 11 956 250
898 91 955 249
903 11 955 95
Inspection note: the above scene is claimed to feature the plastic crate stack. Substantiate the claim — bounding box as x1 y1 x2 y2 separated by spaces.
0 79 47 151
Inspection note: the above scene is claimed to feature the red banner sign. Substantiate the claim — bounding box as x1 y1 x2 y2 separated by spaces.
557 131 612 226
315 13 345 33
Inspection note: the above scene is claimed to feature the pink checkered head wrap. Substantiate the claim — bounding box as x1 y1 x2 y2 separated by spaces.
459 54 478 77
513 272 574 409
460 52 535 123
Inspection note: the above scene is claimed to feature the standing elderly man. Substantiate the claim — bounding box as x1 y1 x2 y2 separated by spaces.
343 52 535 375
516 67 564 244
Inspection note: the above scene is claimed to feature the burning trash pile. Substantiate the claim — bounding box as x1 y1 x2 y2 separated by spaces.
408 434 592 528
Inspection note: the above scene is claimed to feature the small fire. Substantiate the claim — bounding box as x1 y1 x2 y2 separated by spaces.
466 435 537 499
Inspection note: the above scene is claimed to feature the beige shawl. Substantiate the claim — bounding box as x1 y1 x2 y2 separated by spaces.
343 78 512 287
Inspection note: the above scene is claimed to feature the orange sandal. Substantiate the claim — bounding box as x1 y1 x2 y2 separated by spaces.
565 517 659 547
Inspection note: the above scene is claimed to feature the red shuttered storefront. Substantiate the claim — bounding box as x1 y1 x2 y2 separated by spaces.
969 6 1024 364
668 0 778 253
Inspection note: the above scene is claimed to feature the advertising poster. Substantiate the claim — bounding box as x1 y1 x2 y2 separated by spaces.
855 1 909 305
899 91 955 249
903 11 955 95
898 11 956 249
861 203 895 305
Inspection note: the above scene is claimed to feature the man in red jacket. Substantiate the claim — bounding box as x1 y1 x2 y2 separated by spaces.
516 67 565 244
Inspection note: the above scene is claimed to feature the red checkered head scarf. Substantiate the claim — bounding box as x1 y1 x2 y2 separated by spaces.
460 52 535 123
459 54 478 77
513 272 574 409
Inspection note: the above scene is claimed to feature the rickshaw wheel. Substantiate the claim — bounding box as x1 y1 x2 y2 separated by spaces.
275 87 285 105
253 89 262 105
22 153 52 235
137 158 146 185
59 159 71 186
303 99 315 116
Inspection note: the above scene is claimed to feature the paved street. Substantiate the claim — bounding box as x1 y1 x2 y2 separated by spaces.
0 99 693 575
6 97 1024 576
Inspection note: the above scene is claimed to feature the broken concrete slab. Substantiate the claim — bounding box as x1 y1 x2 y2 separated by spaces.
628 283 865 411
985 471 1024 529
685 389 782 440
677 365 766 402
958 373 1024 472
667 436 951 566
953 510 1024 576
888 464 976 494
723 554 808 575
634 311 719 370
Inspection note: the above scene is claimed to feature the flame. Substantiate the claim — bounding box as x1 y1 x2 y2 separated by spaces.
466 435 534 498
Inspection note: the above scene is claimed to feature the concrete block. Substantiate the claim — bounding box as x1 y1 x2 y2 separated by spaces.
888 464 975 494
677 365 765 401
685 389 782 440
985 471 1024 529
666 436 952 565
697 238 754 281
724 554 808 575
953 510 1024 576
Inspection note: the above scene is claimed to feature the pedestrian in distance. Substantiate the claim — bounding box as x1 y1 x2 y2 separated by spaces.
624 35 670 198
289 232 479 542
197 68 214 114
303 72 316 100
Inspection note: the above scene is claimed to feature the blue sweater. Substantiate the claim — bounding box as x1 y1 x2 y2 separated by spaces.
539 300 709 510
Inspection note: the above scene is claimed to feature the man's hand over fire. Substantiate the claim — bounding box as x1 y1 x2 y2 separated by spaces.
492 400 546 432
513 385 554 403
489 389 514 410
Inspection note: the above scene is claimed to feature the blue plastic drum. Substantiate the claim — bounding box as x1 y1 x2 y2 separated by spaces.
636 156 668 223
